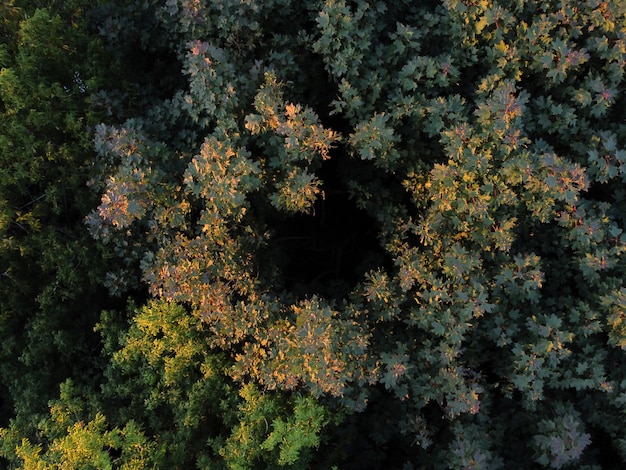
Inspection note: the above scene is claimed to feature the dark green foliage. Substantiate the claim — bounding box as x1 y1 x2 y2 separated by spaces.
2 0 626 468
0 3 113 426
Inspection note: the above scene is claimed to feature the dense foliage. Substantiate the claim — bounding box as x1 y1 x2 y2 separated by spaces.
2 0 626 468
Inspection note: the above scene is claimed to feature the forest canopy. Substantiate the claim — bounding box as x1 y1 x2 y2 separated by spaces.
2 0 626 468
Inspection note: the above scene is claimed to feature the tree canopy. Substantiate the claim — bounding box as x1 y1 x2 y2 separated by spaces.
2 0 626 468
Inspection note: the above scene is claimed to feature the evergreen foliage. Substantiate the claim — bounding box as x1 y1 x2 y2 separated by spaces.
2 0 626 468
